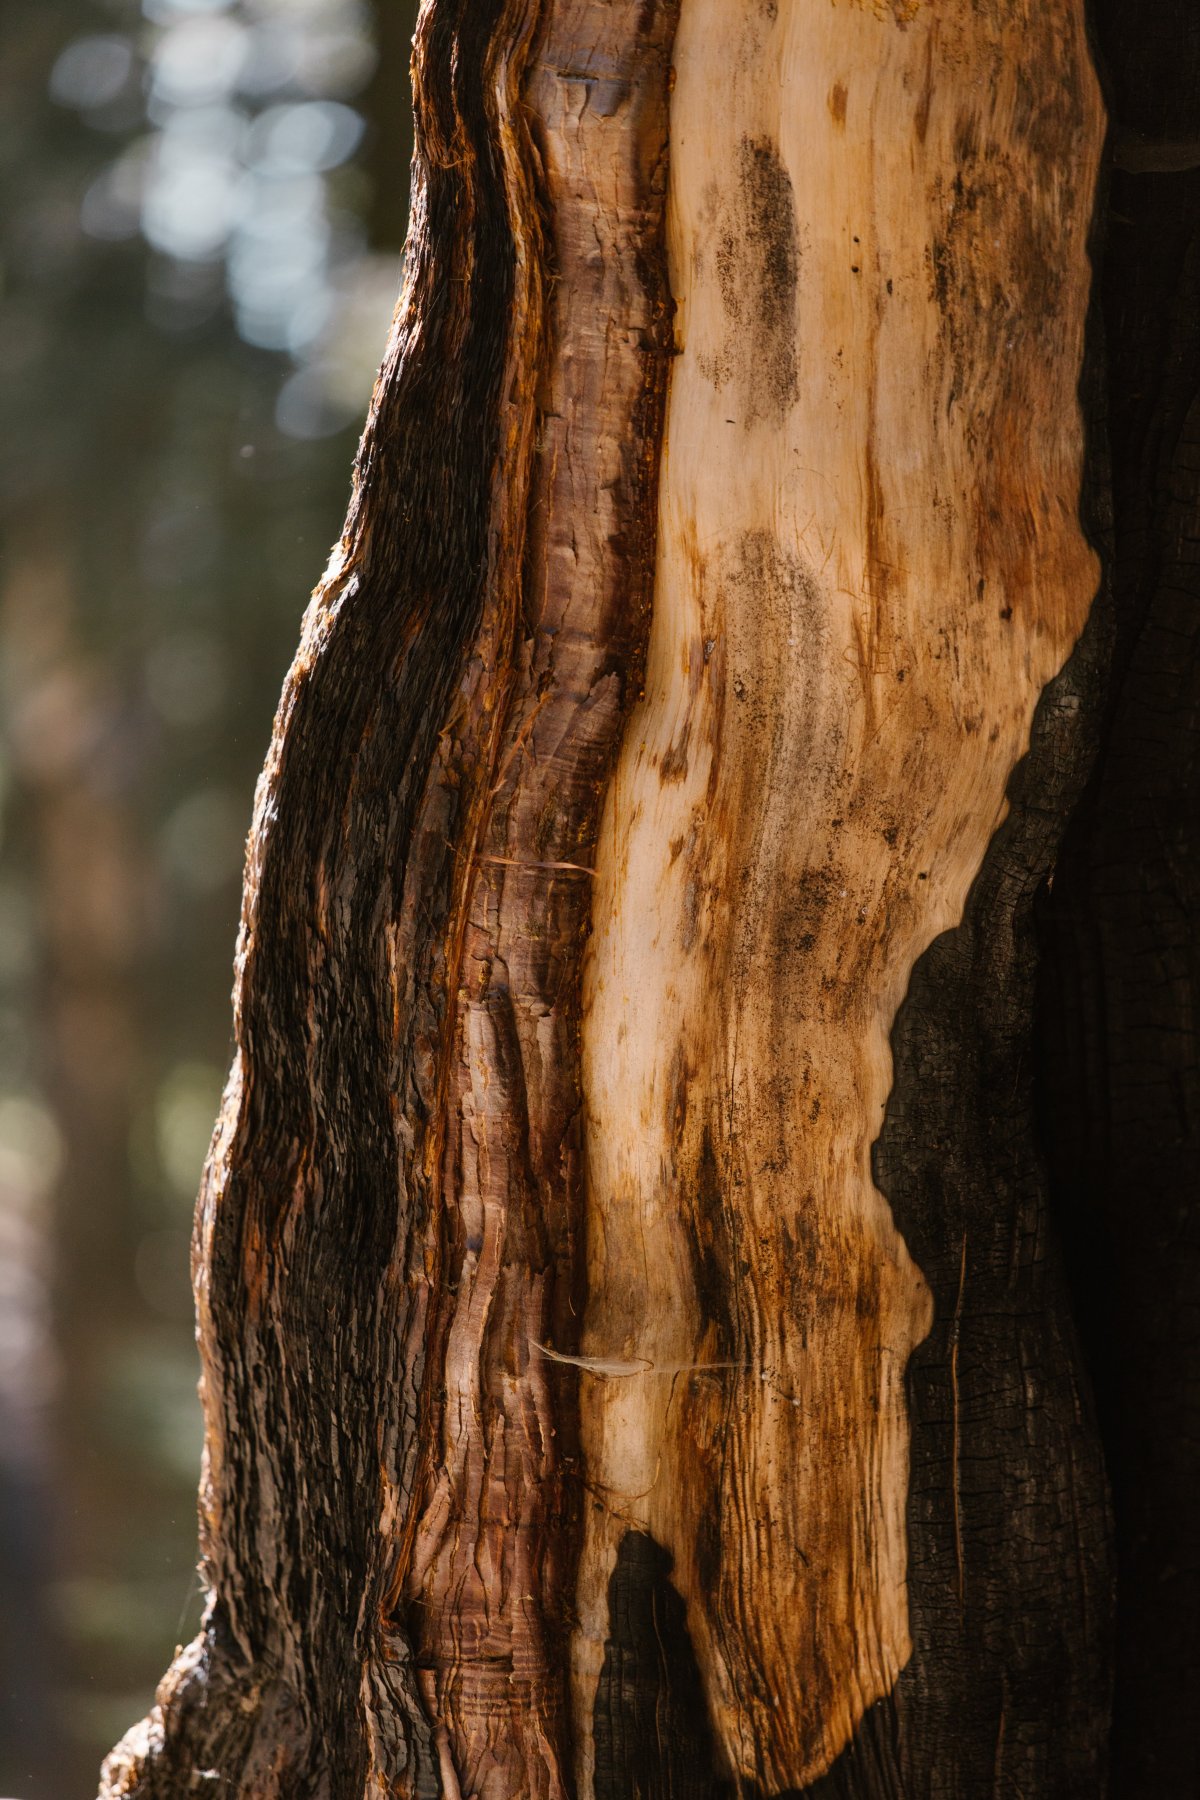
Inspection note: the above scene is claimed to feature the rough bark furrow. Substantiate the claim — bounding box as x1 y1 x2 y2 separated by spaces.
101 0 546 1792
100 0 679 1796
401 11 678 1795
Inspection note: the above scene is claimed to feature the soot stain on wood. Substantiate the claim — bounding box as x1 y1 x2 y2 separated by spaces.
684 1126 738 1362
927 42 1085 423
703 137 800 423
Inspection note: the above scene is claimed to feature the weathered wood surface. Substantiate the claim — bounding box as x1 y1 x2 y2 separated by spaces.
576 0 1107 1791
97 0 1129 1796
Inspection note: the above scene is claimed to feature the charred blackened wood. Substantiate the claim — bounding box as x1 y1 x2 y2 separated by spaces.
1038 3 1200 1794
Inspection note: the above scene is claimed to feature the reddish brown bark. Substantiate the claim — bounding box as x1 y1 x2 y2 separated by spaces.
100 1 677 1795
402 7 677 1792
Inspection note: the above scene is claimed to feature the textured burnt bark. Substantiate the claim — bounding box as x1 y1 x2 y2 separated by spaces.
103 0 542 1786
100 1 677 1795
1036 4 1200 1795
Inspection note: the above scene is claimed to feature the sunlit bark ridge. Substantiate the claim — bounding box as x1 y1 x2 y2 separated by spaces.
101 1 1111 1797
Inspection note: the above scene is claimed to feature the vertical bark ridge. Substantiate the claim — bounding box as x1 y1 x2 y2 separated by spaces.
100 0 679 1796
101 0 544 1791
401 7 679 1794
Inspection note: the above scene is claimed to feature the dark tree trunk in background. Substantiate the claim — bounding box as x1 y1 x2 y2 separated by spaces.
1037 4 1200 1796
99 1 1196 1796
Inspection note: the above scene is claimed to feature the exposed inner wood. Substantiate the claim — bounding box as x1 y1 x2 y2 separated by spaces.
574 0 1104 1791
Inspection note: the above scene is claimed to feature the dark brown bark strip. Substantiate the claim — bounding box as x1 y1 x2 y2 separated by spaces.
400 8 678 1794
102 0 546 1791
100 0 679 1796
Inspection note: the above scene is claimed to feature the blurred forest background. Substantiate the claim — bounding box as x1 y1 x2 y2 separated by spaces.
0 0 418 1790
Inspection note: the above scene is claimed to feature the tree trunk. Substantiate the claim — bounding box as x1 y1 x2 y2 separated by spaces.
98 0 1194 1795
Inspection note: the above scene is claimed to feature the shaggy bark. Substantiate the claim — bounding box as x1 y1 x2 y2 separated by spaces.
101 0 677 1795
97 0 1197 1795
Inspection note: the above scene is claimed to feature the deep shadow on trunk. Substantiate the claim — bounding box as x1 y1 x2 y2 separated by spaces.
1036 4 1200 1796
